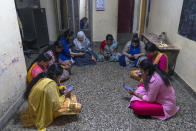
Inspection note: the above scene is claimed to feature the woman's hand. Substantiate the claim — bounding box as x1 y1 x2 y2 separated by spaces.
67 60 72 65
112 50 117 55
130 91 144 99
100 49 104 54
92 55 96 62
78 52 85 56
61 64 70 70
128 90 135 95
64 90 71 97
134 54 140 59
128 54 133 58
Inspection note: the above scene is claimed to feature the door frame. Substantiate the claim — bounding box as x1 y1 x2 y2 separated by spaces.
138 0 147 38
78 0 93 41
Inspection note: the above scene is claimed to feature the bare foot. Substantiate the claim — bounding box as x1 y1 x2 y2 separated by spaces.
92 56 96 62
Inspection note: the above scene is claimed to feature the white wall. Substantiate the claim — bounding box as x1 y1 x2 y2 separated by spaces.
80 0 86 20
40 0 58 42
147 0 196 92
92 0 119 41
133 0 140 33
0 0 27 118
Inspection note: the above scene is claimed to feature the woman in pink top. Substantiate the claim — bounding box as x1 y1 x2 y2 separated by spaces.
31 53 52 79
128 59 179 120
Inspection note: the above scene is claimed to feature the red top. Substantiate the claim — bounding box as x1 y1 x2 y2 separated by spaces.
100 40 106 51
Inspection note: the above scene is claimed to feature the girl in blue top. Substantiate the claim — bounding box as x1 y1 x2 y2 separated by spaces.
120 37 143 67
59 29 74 62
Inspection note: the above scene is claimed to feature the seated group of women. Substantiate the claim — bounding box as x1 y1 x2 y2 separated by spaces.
27 30 98 84
21 31 179 130
120 34 179 120
22 30 102 130
98 33 179 120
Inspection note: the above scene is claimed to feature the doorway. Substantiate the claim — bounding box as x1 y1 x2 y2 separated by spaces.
79 0 92 41
118 0 135 33
55 0 92 41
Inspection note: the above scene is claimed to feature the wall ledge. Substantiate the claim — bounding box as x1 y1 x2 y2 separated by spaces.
0 95 24 130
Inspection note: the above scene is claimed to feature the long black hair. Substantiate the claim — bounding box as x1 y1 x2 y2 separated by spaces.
132 37 140 44
58 29 74 42
131 36 140 49
106 34 114 41
51 40 64 62
139 59 170 87
27 52 52 71
24 63 63 99
42 40 64 63
80 17 88 26
145 42 161 52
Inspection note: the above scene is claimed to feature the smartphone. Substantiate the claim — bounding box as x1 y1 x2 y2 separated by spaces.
66 85 74 92
136 72 143 75
124 85 134 91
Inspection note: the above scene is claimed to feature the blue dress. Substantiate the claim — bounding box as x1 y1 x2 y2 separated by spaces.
59 39 71 61
97 41 121 62
119 43 140 67
129 44 140 65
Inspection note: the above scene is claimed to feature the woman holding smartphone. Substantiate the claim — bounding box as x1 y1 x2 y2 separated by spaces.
21 64 81 130
128 59 179 120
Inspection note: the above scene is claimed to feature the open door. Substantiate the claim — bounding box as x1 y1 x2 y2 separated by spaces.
79 0 92 41
55 0 92 41
118 0 135 33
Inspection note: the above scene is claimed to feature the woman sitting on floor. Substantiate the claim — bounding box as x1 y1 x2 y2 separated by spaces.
130 42 168 81
145 42 168 72
21 63 82 130
72 31 97 66
80 17 88 29
27 53 51 83
128 59 179 120
46 41 70 82
97 34 121 62
58 29 75 64
120 35 145 67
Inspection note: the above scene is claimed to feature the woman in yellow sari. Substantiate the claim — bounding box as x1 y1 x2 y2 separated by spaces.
130 42 168 81
21 63 82 131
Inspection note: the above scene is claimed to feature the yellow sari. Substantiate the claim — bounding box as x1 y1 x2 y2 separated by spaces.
20 78 81 131
130 53 168 81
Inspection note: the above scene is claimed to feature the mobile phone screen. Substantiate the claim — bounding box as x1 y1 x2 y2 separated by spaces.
124 85 134 91
137 72 143 75
67 85 74 92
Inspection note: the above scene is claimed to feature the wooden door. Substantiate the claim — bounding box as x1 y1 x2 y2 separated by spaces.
118 0 135 33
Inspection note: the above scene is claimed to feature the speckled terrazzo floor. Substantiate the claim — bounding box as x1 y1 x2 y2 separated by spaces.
4 62 196 131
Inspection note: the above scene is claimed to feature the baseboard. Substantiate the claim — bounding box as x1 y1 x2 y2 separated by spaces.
0 95 25 130
92 41 101 44
173 72 196 99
